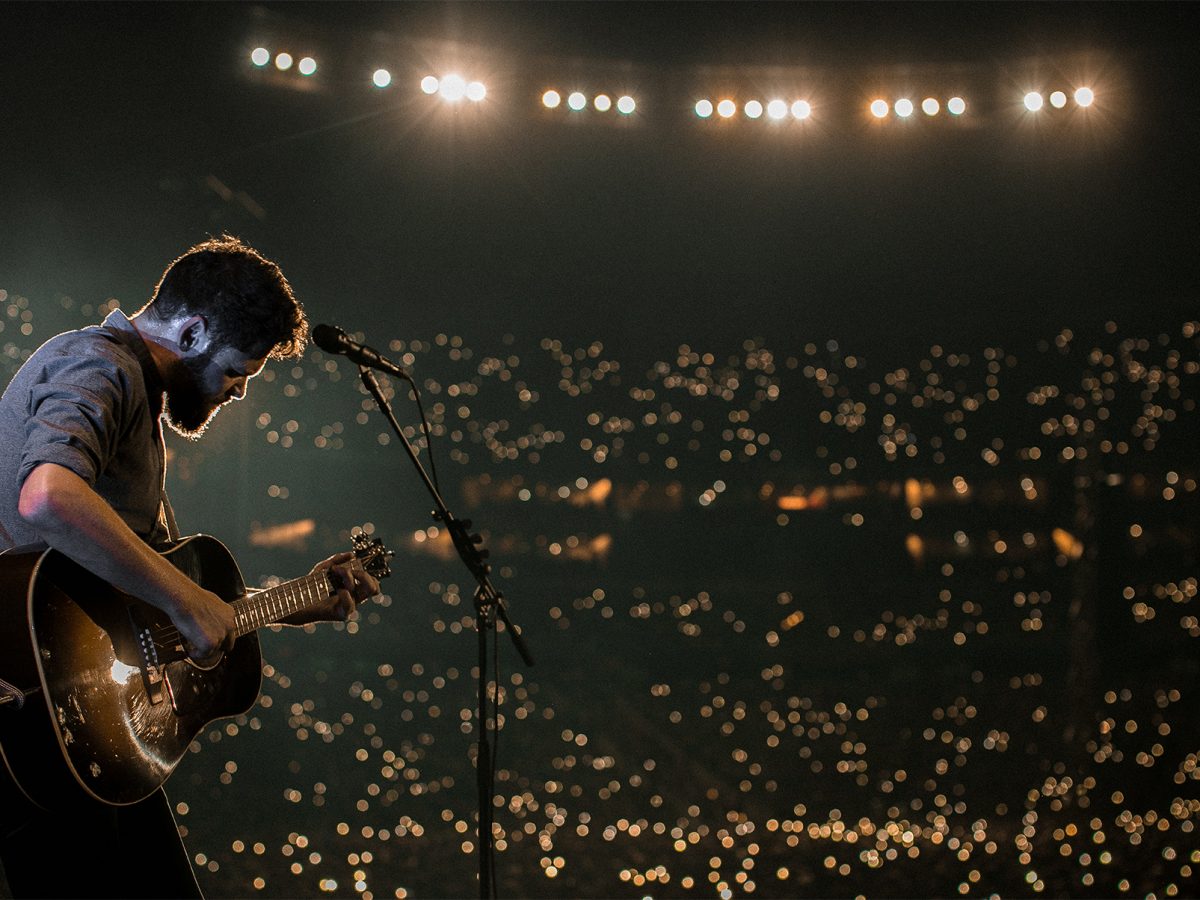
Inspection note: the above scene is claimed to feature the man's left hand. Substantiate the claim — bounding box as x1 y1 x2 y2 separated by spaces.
282 551 382 626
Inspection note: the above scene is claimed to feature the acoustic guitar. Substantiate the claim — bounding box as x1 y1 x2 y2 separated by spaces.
0 532 392 811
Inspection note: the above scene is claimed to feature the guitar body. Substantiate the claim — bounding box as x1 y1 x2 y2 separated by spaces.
0 535 262 811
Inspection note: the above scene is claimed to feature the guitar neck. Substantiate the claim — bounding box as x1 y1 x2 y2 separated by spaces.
230 571 335 636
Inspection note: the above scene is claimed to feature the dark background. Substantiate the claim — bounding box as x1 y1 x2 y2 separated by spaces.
2 3 1198 898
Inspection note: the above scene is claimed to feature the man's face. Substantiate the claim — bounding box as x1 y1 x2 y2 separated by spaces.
164 345 267 439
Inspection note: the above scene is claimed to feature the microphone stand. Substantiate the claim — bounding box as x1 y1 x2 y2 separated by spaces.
357 365 534 900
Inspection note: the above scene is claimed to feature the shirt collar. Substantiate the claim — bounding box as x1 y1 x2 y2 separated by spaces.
101 309 166 416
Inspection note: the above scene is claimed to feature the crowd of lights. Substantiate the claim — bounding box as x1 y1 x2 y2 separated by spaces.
245 51 1102 127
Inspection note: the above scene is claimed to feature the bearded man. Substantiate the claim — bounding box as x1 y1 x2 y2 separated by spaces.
0 236 379 898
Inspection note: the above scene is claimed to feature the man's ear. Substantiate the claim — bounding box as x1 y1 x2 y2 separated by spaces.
177 315 210 356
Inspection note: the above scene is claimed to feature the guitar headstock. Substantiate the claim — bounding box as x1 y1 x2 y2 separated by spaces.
352 533 394 580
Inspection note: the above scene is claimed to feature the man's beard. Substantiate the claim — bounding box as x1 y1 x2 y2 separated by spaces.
163 353 225 440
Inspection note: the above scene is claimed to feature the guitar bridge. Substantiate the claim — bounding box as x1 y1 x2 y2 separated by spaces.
128 608 167 706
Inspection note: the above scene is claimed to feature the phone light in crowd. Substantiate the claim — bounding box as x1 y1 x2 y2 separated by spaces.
947 96 966 115
275 52 293 71
791 100 811 120
744 100 764 119
695 99 714 118
716 99 737 118
542 89 562 109
251 47 270 67
297 57 317 76
567 91 587 111
616 95 636 114
894 98 914 118
1050 90 1067 108
1024 91 1044 111
870 99 889 118
594 93 612 112
922 97 940 116
373 69 392 89
1074 86 1095 107
767 99 788 120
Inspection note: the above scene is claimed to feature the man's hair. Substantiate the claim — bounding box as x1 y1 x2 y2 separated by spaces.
139 235 308 360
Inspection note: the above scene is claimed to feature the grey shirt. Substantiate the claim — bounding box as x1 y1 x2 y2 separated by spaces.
0 309 174 550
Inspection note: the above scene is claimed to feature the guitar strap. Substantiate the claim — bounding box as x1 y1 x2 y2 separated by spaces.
160 491 181 544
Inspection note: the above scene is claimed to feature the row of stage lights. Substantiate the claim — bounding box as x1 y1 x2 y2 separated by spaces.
249 50 1097 119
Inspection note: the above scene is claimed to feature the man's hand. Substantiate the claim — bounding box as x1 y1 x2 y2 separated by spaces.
281 551 382 626
170 584 239 660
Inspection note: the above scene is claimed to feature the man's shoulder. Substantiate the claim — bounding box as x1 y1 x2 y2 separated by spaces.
28 325 140 377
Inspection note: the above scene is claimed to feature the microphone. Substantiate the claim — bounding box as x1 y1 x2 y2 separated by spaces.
312 324 411 380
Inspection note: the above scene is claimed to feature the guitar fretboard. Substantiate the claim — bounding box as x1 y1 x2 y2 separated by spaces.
230 571 335 635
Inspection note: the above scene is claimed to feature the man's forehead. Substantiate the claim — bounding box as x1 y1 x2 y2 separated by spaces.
215 347 268 376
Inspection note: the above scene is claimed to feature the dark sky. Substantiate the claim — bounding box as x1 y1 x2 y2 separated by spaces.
2 1 1197 361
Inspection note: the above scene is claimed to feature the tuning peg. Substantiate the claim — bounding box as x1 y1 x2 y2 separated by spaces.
471 532 484 544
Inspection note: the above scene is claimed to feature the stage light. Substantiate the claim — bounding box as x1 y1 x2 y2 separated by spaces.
439 74 467 101
251 47 270 67
870 99 889 118
1074 86 1095 107
1024 91 1044 111
791 100 811 120
275 52 293 72
716 99 737 118
373 69 392 88
298 57 317 76
766 99 787 120
466 81 487 102
617 95 636 114
895 98 914 118
543 89 562 109
922 97 939 116
594 93 612 112
695 99 714 118
567 91 587 111
744 100 763 119
1049 90 1067 109
421 75 440 94
947 96 966 115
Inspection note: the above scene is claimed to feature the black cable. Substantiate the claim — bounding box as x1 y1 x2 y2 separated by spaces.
405 375 441 496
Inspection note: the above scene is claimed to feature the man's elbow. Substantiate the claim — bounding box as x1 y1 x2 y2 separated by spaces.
18 465 75 531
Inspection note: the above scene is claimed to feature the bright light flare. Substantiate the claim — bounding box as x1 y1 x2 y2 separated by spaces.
1049 90 1067 109
421 75 440 95
695 99 714 118
567 91 587 111
251 47 270 67
716 99 737 118
298 57 317 76
439 74 467 101
870 99 889 118
1074 86 1095 107
894 98 914 118
921 97 939 116
791 100 811 120
1024 91 1044 112
466 81 487 102
542 90 562 109
766 99 787 120
947 96 966 115
373 69 392 89
594 93 612 112
744 100 763 119
275 53 293 72
616 95 636 114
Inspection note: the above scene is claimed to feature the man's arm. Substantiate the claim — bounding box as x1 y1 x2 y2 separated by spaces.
18 462 237 658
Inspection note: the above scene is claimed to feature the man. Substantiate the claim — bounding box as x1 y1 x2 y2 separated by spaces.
0 236 379 898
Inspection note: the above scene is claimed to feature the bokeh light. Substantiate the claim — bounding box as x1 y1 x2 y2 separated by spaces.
542 89 562 109
438 74 467 101
766 99 788 120
616 95 636 114
567 91 587 111
274 52 293 72
421 75 440 95
870 99 889 118
1024 91 1044 111
694 98 713 118
297 57 317 77
1049 90 1067 108
894 98 914 118
593 93 611 112
744 99 763 119
250 47 270 67
1075 86 1095 107
922 97 940 116
372 68 391 89
716 99 737 118
791 99 812 120
947 96 966 115
466 80 487 102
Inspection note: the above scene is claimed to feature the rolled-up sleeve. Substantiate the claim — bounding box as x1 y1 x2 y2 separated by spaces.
17 355 129 490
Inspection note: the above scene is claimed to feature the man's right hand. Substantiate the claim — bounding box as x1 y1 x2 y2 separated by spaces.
170 584 238 661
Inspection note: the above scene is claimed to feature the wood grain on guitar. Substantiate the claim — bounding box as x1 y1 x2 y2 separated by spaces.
0 532 391 811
